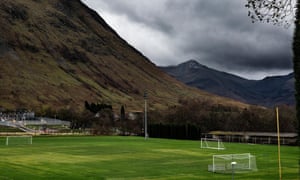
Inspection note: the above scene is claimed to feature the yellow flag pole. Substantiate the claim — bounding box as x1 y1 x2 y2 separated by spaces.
276 107 282 180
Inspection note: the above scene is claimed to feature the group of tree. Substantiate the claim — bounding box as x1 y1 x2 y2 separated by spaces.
34 102 115 135
73 101 115 134
35 102 144 136
147 98 297 139
84 101 112 114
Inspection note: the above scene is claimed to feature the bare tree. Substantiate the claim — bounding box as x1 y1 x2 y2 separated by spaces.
245 0 296 28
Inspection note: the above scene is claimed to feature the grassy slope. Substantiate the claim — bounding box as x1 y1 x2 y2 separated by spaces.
0 0 249 111
0 136 298 180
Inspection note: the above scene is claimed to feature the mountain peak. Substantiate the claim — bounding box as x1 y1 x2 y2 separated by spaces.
180 60 203 69
185 59 199 64
183 59 198 65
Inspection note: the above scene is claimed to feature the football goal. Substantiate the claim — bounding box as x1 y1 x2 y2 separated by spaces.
200 138 225 150
208 153 257 173
6 136 32 145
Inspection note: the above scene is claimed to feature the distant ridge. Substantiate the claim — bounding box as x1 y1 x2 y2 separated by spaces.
161 60 295 107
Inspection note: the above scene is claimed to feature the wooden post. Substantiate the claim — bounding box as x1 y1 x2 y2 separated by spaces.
144 91 148 140
276 107 282 180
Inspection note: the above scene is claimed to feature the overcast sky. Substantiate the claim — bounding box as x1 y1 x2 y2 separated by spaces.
82 0 295 80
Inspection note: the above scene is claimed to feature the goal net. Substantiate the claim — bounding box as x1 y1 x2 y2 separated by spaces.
200 138 225 150
6 136 32 145
208 153 257 173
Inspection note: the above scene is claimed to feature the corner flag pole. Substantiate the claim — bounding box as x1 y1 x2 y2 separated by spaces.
276 107 282 180
144 91 148 140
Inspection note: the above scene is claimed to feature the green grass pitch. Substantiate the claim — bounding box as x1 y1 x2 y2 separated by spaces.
0 136 298 179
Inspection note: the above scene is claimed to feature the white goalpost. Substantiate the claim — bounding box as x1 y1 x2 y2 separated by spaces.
208 153 257 173
6 136 32 145
200 138 225 150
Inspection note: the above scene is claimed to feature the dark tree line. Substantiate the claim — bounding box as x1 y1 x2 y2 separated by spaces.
149 123 201 140
147 98 297 139
33 98 297 139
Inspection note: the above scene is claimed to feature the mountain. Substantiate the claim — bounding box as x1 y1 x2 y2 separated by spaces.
160 60 295 107
0 0 248 111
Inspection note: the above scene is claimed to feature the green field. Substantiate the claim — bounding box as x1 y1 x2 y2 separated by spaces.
0 136 298 179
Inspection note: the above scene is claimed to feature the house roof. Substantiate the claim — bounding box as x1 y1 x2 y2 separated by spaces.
208 131 298 138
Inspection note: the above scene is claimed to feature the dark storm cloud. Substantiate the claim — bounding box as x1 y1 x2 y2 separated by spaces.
167 0 293 71
182 24 293 71
82 0 294 79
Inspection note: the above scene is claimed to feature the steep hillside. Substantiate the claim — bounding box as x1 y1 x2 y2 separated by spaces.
161 60 295 107
0 0 248 111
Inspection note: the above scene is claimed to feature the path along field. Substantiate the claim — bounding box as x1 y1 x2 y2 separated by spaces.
0 136 298 179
